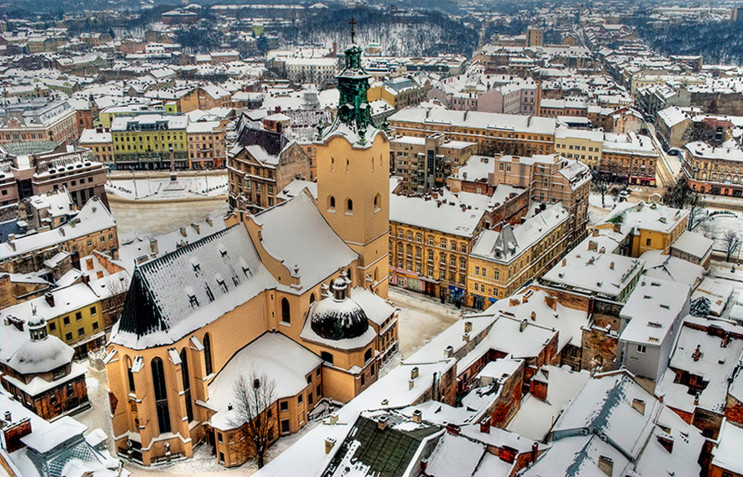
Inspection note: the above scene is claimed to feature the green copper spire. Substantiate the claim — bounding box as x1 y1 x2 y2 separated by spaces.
332 18 376 139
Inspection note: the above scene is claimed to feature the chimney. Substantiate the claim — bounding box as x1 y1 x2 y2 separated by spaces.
462 332 470 343
530 311 537 321
45 292 55 307
180 226 187 237
464 321 472 333
657 434 674 453
632 398 645 415
412 409 422 424
206 217 213 226
544 295 557 310
191 223 200 234
598 456 613 477
324 437 336 454
480 418 491 434
3 411 10 421
531 442 539 464
420 458 428 474
377 415 389 430
150 238 159 254
410 367 419 379
692 344 701 362
722 333 730 348
588 240 597 251
520 319 528 332
610 261 615 270
328 413 338 425
445 345 454 358
445 423 461 435
561 258 567 267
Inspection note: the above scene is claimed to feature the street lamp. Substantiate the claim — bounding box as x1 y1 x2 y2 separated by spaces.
129 166 137 199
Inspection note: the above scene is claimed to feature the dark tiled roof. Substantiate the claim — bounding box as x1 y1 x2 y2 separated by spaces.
323 415 440 477
237 125 288 156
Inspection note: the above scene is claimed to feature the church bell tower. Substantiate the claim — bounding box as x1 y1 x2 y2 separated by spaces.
316 20 390 298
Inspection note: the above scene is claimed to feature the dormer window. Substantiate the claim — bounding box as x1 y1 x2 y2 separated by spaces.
216 277 228 293
191 258 201 275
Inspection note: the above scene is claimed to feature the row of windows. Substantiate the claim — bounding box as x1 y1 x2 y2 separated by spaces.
327 194 382 213
114 134 185 142
53 308 96 329
393 230 468 253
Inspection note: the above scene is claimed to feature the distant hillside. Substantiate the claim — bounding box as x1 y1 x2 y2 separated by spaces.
278 6 480 57
627 16 743 65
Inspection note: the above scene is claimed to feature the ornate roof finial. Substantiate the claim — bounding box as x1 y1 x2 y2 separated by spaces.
350 17 357 44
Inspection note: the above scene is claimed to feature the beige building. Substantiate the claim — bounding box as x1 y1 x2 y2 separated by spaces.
186 121 227 169
489 153 592 246
104 40 397 468
390 134 476 194
228 126 311 214
389 107 556 157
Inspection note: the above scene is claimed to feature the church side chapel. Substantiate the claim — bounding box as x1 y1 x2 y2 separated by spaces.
103 31 397 468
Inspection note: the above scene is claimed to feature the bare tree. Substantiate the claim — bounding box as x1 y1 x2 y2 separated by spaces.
663 175 706 230
229 372 277 468
722 230 741 262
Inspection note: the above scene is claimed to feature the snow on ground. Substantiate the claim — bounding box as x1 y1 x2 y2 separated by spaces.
388 287 464 358
106 174 228 201
588 192 618 210
76 360 115 453
695 211 743 253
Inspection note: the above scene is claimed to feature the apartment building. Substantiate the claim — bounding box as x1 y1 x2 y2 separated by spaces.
489 153 592 245
390 134 476 193
601 132 658 186
110 114 188 170
186 120 227 169
389 107 556 157
468 203 572 309
0 99 78 145
554 127 604 170
683 140 743 196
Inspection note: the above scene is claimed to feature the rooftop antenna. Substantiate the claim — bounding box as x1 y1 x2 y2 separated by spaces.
350 17 357 44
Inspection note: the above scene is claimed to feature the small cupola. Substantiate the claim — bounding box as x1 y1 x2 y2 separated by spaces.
332 277 349 301
28 317 48 342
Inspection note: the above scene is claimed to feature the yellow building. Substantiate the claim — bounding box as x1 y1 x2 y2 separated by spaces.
103 39 397 468
0 282 106 359
316 41 391 299
594 201 689 257
554 127 603 171
389 194 485 304
467 203 571 309
110 114 188 170
96 104 178 128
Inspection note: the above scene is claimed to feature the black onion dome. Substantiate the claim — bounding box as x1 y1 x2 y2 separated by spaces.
309 278 369 340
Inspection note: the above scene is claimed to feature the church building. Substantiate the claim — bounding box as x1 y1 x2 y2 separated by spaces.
103 37 395 467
